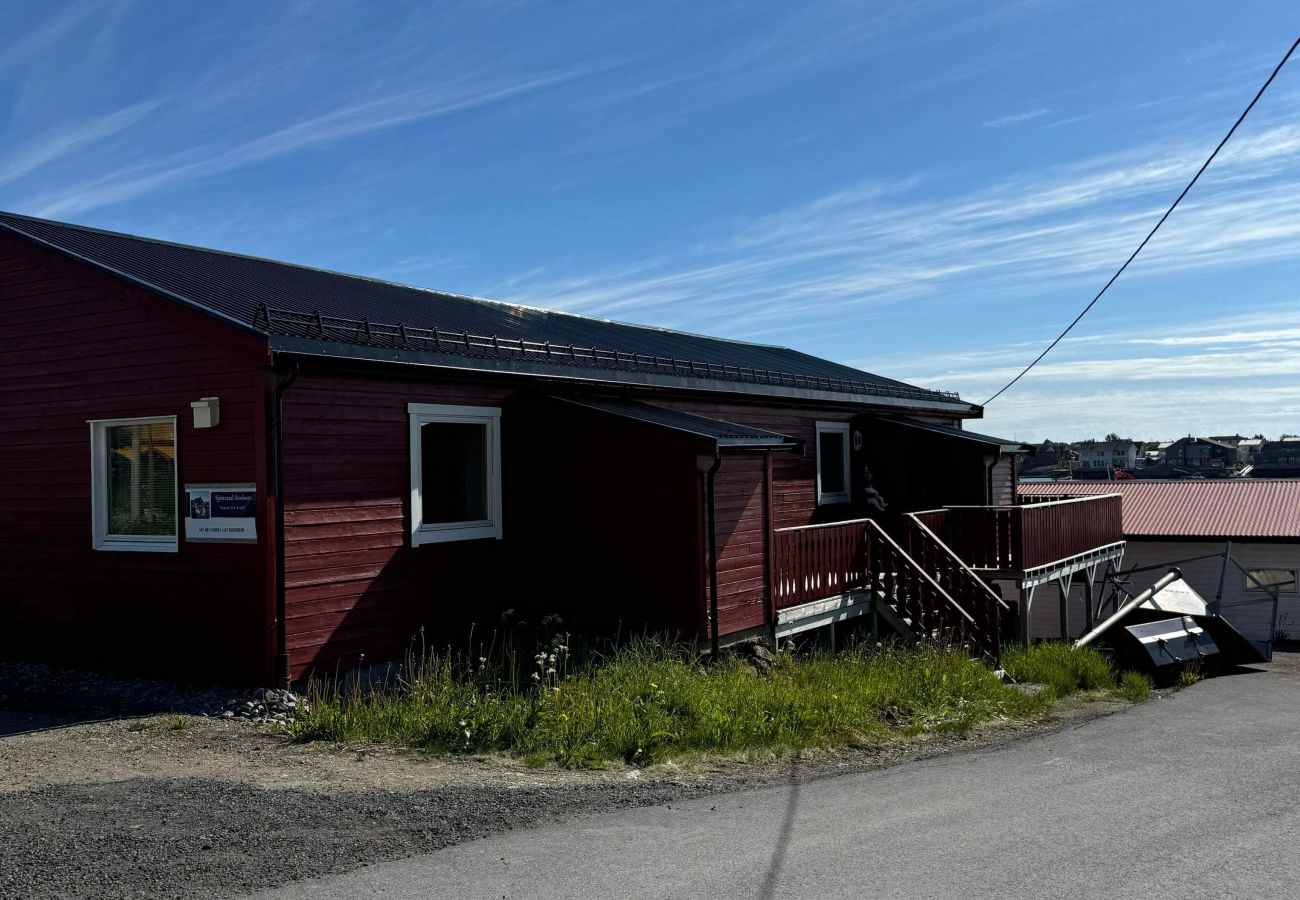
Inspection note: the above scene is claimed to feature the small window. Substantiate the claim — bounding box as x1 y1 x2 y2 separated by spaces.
408 403 502 545
89 416 178 552
1245 569 1297 593
815 421 851 505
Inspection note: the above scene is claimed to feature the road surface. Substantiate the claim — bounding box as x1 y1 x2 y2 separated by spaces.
252 656 1300 899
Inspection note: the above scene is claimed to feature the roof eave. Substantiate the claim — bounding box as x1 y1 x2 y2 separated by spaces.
269 336 981 415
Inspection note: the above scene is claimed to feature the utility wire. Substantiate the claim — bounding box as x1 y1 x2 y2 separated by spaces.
983 36 1300 406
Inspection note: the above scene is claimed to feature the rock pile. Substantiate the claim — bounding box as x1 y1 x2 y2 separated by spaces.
220 689 307 725
735 640 776 676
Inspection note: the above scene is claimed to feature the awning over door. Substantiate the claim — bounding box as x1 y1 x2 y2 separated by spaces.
878 417 1031 454
556 397 800 450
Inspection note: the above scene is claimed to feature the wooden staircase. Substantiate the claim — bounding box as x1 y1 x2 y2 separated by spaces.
772 518 1005 662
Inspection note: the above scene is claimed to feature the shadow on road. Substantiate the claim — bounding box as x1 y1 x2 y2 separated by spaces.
757 755 802 899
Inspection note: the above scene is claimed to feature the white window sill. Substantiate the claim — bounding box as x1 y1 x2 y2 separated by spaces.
94 539 179 553
817 493 851 506
412 522 502 546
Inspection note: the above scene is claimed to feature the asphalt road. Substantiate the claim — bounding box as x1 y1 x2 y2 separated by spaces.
251 657 1300 900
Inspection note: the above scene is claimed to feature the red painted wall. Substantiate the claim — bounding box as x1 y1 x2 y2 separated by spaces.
0 234 272 682
279 374 709 679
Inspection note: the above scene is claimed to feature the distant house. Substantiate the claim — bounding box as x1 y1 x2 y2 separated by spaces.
1209 434 1247 449
1237 437 1267 463
1252 438 1300 478
1020 480 1300 650
1076 440 1138 472
1163 436 1237 472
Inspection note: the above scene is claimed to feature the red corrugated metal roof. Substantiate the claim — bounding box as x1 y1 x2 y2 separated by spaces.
1018 480 1300 539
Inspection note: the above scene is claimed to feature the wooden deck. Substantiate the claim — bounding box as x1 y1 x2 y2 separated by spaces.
766 497 1127 657
911 495 1125 584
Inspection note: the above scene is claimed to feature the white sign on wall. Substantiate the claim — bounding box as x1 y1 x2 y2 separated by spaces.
184 483 257 543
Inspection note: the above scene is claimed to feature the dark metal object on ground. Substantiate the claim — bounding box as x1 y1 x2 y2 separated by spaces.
1076 568 1266 677
1118 616 1218 672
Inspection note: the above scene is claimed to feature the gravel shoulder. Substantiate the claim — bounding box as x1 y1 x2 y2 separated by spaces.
0 662 1142 900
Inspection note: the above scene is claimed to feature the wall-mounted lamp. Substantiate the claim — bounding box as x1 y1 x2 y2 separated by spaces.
191 396 220 429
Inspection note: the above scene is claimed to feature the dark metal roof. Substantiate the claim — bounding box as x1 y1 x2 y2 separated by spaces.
0 211 970 410
557 397 800 449
880 417 1030 453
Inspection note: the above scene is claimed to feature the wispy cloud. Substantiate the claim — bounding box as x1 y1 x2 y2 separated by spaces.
23 66 595 218
0 100 163 187
507 115 1300 344
984 108 1052 128
897 307 1300 439
0 3 104 69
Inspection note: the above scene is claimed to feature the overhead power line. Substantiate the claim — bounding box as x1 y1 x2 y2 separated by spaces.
983 35 1300 407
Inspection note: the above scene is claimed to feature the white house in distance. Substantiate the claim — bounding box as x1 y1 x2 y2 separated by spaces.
1019 479 1300 651
1076 440 1139 471
1238 437 1267 463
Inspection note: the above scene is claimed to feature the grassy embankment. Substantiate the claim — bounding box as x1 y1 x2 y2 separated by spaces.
292 635 1153 767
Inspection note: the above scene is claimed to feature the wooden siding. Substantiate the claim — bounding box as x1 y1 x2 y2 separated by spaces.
650 398 857 529
281 375 512 677
0 233 271 681
280 377 707 678
990 454 1016 507
711 453 769 633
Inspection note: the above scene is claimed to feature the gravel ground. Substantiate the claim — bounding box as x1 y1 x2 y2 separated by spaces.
0 660 1134 900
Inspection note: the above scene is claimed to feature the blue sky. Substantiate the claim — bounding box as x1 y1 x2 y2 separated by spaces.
2 1 1299 441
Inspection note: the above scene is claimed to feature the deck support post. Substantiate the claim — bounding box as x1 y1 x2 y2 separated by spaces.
1056 574 1072 640
1020 583 1038 645
1083 575 1095 632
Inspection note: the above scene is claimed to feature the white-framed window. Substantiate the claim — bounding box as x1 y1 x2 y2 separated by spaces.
1245 569 1298 593
815 421 851 505
408 403 502 546
89 415 179 553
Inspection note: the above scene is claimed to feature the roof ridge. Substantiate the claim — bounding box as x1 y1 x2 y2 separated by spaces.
0 210 793 353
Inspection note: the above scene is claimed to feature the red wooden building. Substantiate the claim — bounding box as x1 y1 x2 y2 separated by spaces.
0 212 1126 685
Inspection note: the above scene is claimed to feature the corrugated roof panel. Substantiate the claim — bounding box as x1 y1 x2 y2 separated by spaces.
1018 480 1300 539
0 211 965 406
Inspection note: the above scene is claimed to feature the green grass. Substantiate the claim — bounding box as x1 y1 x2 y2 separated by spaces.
292 639 1050 767
1116 670 1154 702
1001 642 1115 699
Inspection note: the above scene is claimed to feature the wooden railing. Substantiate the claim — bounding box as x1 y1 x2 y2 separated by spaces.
903 513 1008 655
771 519 869 609
772 519 999 661
915 495 1123 573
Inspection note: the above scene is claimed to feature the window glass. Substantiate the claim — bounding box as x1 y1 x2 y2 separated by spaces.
1246 569 1297 592
818 429 847 496
106 421 176 537
420 421 487 523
